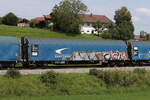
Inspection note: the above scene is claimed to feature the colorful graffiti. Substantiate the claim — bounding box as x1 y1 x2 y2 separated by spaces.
70 51 128 61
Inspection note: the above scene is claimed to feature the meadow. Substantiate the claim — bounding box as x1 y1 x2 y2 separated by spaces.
0 25 101 39
1 91 150 100
0 69 150 100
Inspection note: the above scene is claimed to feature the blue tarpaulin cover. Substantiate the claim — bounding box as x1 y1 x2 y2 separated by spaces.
27 38 128 61
0 36 21 61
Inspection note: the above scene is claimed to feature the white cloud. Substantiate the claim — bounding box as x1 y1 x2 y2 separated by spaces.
136 8 150 16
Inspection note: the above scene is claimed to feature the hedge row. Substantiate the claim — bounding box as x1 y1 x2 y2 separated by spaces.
89 68 148 87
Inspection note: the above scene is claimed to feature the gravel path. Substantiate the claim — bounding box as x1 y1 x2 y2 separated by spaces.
0 66 150 75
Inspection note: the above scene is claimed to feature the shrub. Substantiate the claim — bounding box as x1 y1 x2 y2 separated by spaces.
36 21 46 28
133 68 146 75
121 72 140 87
144 74 150 86
89 70 141 87
89 69 99 76
101 31 112 39
96 70 106 79
5 68 21 78
29 19 39 28
39 71 59 85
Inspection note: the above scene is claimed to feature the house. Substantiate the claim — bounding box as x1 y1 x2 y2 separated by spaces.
17 18 30 28
80 14 112 35
17 23 29 27
34 15 53 25
34 13 111 34
43 15 52 23
32 15 53 28
134 35 144 41
35 17 45 21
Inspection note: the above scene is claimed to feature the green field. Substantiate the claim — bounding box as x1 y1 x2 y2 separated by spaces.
2 68 150 99
0 71 150 99
0 25 101 39
0 73 104 97
1 91 150 100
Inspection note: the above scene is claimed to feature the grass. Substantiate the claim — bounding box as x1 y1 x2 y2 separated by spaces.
0 75 48 97
0 73 104 97
1 70 150 99
0 25 101 39
1 72 147 97
1 91 150 100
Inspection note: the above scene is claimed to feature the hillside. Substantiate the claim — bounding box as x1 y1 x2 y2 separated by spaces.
0 25 101 39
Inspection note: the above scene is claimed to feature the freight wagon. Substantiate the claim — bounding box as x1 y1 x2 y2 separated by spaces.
0 36 21 67
129 41 150 65
24 38 128 66
0 36 150 67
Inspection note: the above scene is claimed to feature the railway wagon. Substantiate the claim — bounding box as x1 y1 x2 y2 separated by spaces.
0 36 21 67
25 38 128 65
130 41 150 64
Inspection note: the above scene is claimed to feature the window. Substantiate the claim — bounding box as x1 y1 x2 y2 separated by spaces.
133 46 138 56
92 30 94 34
31 45 39 56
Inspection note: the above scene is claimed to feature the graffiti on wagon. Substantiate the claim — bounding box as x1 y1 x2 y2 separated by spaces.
70 51 128 61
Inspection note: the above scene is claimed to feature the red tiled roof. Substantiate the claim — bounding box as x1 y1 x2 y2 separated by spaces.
35 17 45 21
80 14 112 23
43 15 52 19
35 14 111 23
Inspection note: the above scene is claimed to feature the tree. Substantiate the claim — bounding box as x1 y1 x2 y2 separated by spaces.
140 30 147 38
92 21 107 36
101 22 118 39
0 17 3 24
19 18 29 23
2 12 18 26
140 31 150 40
114 7 134 40
30 19 46 29
30 19 39 28
36 21 46 28
145 34 150 40
52 0 88 34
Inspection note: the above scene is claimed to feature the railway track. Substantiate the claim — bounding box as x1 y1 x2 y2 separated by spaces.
0 65 150 75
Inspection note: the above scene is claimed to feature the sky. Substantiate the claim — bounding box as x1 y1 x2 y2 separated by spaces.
0 0 150 34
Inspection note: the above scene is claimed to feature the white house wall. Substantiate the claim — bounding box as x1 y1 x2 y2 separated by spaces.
80 23 98 35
